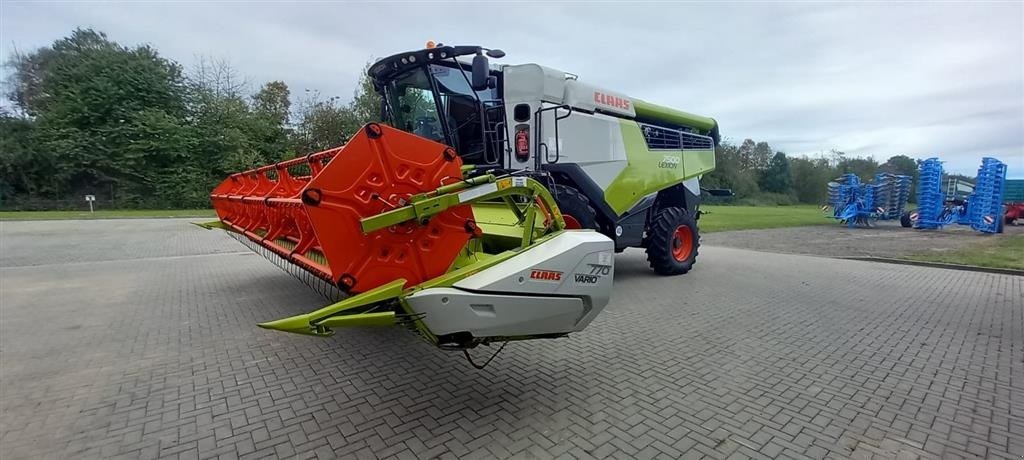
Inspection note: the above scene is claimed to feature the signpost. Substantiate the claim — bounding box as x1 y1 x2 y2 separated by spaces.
85 195 96 213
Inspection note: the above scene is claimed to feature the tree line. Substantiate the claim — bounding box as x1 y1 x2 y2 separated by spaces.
702 140 919 206
1 28 380 209
2 28 920 210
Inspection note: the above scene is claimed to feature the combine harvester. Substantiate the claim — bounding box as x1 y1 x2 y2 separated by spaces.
824 173 910 227
904 157 1006 233
205 44 720 363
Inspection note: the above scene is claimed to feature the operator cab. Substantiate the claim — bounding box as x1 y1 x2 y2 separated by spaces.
369 45 507 167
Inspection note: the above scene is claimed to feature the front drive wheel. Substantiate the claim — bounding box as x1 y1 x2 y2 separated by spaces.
646 207 699 275
551 184 597 230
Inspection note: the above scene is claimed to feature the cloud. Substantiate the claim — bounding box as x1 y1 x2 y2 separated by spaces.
2 1 1021 177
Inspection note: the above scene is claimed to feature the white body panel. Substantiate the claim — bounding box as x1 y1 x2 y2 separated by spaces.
405 231 614 338
501 63 566 104
500 63 634 116
403 289 585 337
501 63 635 175
538 109 628 190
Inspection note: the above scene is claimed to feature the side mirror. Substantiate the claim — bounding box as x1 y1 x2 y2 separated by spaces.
471 52 489 91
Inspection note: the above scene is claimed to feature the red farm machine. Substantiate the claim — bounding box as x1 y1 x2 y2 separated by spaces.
1004 179 1024 225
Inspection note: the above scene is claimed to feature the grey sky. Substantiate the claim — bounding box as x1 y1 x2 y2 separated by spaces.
2 1 1022 177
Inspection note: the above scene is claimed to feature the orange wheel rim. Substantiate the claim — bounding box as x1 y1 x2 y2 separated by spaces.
563 215 582 229
671 225 693 262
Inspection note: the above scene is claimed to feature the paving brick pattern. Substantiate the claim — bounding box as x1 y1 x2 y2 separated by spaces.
1 219 1021 459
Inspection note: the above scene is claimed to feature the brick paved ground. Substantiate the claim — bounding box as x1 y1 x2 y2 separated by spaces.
701 220 1024 259
1 219 1021 459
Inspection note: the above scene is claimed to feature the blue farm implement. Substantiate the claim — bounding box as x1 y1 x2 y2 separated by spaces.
910 158 949 229
874 173 912 220
824 173 910 227
967 158 1007 233
905 157 1006 234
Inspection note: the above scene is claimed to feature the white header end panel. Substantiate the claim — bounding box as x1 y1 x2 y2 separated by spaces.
455 231 614 313
404 231 615 337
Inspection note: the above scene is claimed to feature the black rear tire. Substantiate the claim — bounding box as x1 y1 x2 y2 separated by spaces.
551 184 597 230
645 207 699 275
900 211 912 228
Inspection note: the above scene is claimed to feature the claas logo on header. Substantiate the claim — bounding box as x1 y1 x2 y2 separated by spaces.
529 269 562 281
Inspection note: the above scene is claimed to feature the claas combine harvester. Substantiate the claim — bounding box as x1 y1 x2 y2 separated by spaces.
205 44 720 363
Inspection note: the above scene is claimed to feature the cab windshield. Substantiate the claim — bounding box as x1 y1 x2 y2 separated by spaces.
382 64 500 162
384 67 445 142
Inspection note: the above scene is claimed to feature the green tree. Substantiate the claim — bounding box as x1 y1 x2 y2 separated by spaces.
789 156 834 204
253 80 290 124
350 61 381 126
248 80 293 164
759 152 791 194
733 139 772 171
184 59 254 180
5 46 57 117
736 138 756 170
702 140 759 198
880 154 919 203
0 112 58 202
287 61 381 156
880 155 917 176
5 28 191 205
291 92 360 154
752 141 773 170
837 156 879 181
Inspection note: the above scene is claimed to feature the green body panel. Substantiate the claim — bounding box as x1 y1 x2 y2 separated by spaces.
317 311 396 328
257 279 407 336
471 202 545 244
603 120 716 214
632 99 717 133
448 238 490 271
360 175 564 241
682 144 716 181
